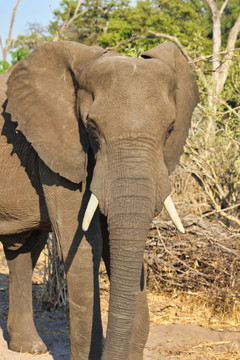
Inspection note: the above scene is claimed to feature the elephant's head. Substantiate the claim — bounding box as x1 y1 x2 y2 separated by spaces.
6 41 199 359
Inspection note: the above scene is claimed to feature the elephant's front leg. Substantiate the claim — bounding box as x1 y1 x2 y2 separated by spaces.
4 231 48 354
41 167 103 360
66 230 103 360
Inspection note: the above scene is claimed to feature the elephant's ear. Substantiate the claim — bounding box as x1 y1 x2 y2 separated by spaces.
142 42 199 174
6 41 105 183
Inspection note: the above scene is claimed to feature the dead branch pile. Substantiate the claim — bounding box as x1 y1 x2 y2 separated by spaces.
145 214 240 310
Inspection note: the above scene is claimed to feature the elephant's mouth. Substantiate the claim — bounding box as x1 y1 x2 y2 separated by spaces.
82 192 184 234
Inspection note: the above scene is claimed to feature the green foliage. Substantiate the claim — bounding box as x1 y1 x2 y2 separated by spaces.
48 0 215 58
0 48 30 73
121 43 145 57
49 0 123 44
0 60 11 74
10 48 30 65
220 49 240 110
12 32 52 53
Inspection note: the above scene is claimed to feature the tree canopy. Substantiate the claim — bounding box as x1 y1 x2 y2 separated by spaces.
49 0 213 53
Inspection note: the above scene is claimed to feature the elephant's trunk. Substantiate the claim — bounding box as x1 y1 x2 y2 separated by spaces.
100 139 156 360
103 198 153 359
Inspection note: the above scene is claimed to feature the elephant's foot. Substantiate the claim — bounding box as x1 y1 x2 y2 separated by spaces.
8 329 47 354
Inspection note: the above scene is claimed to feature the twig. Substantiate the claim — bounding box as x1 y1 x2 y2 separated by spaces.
53 0 87 41
148 31 192 62
202 203 240 217
208 236 240 257
192 340 233 350
189 48 240 64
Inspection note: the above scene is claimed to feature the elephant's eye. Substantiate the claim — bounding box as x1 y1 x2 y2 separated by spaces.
165 122 175 142
87 117 101 153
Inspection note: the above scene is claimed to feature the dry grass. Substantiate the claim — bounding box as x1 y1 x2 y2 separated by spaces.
155 347 240 360
147 292 240 329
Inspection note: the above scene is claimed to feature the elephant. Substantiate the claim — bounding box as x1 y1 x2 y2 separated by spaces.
0 40 199 360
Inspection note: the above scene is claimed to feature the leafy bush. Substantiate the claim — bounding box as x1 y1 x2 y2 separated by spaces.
0 60 11 74
10 48 30 65
0 49 30 73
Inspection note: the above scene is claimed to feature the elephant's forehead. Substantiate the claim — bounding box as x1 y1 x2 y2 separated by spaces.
88 56 175 90
98 56 150 74
86 56 176 138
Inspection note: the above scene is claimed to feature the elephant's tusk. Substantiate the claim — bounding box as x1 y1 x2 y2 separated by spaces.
164 195 185 234
82 193 99 232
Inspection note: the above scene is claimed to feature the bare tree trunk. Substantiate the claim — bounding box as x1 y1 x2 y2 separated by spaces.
206 0 228 83
205 0 240 95
0 0 22 61
217 13 240 93
205 0 228 137
206 0 227 102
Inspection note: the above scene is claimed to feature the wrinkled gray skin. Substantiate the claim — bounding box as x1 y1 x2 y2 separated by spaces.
0 41 199 360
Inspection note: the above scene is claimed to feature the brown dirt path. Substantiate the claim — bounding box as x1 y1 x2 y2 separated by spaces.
1 315 240 359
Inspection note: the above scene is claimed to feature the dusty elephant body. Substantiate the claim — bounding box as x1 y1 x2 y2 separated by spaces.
0 41 199 360
0 69 103 358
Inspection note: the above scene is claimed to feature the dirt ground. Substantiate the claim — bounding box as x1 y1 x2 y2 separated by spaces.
0 241 240 359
